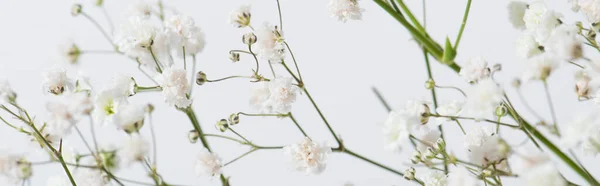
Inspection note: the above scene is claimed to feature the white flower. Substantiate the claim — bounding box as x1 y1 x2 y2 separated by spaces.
575 71 592 99
267 77 299 113
420 170 447 186
435 101 462 125
383 111 419 152
93 88 127 125
507 1 528 29
522 53 559 81
250 82 272 113
164 14 206 55
0 80 15 104
130 0 155 18
447 168 479 186
114 16 169 71
522 160 567 186
516 31 543 58
74 169 106 186
45 92 93 138
413 126 441 153
110 74 135 97
578 0 600 23
194 148 222 177
113 103 146 133
254 23 285 62
563 112 600 155
459 57 491 83
59 41 80 64
328 0 364 22
46 175 71 186
523 1 548 29
42 68 74 95
545 24 582 60
229 5 251 28
570 0 581 12
157 68 192 108
464 127 506 166
523 1 562 44
119 134 149 165
283 137 331 174
463 79 504 119
403 100 430 123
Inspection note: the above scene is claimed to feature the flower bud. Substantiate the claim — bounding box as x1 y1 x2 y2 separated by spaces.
16 160 32 179
71 4 82 16
492 64 502 72
231 7 251 28
424 147 436 159
420 104 431 124
410 151 421 164
67 44 81 64
99 151 119 171
403 167 415 180
229 113 240 125
95 0 104 6
146 104 155 113
425 79 435 90
188 130 199 143
435 138 446 151
216 119 229 132
229 52 240 62
242 33 257 45
481 169 493 177
511 78 521 88
575 71 591 99
495 105 508 117
196 71 207 86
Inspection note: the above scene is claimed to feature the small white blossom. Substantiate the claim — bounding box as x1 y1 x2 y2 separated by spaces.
521 153 567 186
523 1 562 44
157 68 192 108
45 92 93 138
459 57 491 83
464 127 506 166
563 112 600 155
0 80 15 104
110 74 136 97
130 0 155 18
516 32 543 58
570 0 581 12
383 111 419 152
413 126 441 153
250 81 272 113
59 41 80 64
545 24 582 60
250 78 299 113
328 0 364 22
420 170 447 186
74 169 106 186
522 53 559 81
435 101 462 125
229 5 251 28
254 23 285 62
42 68 74 95
119 134 149 165
164 14 206 55
447 168 479 186
283 137 331 174
463 79 504 119
194 148 222 177
578 0 600 23
92 89 127 125
0 153 19 174
507 1 528 29
113 103 146 132
114 16 170 71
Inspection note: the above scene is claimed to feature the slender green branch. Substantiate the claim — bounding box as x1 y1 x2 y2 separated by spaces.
454 0 472 49
394 0 425 33
149 47 163 73
228 128 251 143
81 12 114 49
276 0 283 31
224 148 258 166
542 80 560 136
207 76 254 83
283 42 303 81
288 113 309 137
148 112 158 168
135 86 162 93
248 45 260 74
338 148 424 185
429 114 520 128
190 55 197 95
371 87 392 112
183 46 187 70
303 87 342 147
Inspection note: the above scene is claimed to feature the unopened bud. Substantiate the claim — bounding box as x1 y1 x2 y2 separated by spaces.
71 4 82 16
16 160 32 179
67 44 81 64
100 151 118 171
403 167 416 180
188 130 199 143
435 138 446 151
425 79 435 90
242 33 257 45
196 71 207 86
411 151 422 164
229 52 240 62
216 119 229 132
495 105 508 117
424 147 436 159
420 104 431 124
229 113 240 125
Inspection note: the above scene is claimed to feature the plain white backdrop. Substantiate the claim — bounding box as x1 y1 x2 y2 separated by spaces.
0 0 598 185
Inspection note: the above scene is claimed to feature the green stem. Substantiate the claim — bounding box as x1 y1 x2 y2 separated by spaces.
543 80 560 136
303 87 342 147
422 49 448 174
207 76 253 83
371 87 392 112
224 148 258 166
288 113 309 137
276 0 283 31
81 12 114 49
135 86 162 93
394 0 425 34
339 148 424 185
283 42 303 81
454 0 472 49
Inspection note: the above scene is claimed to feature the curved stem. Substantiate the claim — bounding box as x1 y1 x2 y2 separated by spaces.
276 0 283 31
224 148 258 166
288 113 308 137
283 42 302 81
339 148 424 185
81 12 114 48
207 76 253 83
543 80 560 136
454 0 472 49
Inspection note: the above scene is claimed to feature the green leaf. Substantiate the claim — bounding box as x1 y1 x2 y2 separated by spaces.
441 37 456 64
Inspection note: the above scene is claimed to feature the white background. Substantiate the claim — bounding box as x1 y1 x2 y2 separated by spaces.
0 0 598 185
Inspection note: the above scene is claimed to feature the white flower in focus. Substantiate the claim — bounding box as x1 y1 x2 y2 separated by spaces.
413 126 441 153
435 101 462 125
507 1 528 29
164 14 206 55
157 68 192 108
114 16 169 71
267 77 299 113
516 32 543 58
383 111 419 152
119 134 149 165
463 79 504 119
328 0 364 22
403 100 430 124
249 82 272 113
578 0 600 23
0 80 15 104
459 57 491 83
563 112 600 155
254 24 285 62
93 89 126 125
46 175 71 186
522 162 567 186
229 5 251 28
43 68 74 95
522 53 559 81
447 168 479 186
464 127 506 166
113 103 146 133
283 137 331 174
194 148 222 177
545 25 582 60
523 1 548 29
420 170 447 186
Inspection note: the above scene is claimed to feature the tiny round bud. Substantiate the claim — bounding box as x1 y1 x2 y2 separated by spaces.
100 151 118 171
511 79 521 88
71 4 82 16
420 104 431 124
229 52 240 62
229 113 240 125
216 119 229 132
403 167 416 180
196 71 207 86
495 105 508 117
435 138 446 151
410 151 422 164
242 33 257 45
425 79 435 90
188 130 199 143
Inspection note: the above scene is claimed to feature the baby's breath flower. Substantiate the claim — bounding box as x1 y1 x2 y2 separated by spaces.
578 0 600 24
46 175 71 186
250 77 299 113
328 0 364 22
507 1 528 29
42 68 74 95
157 68 192 108
114 16 170 71
242 32 257 45
59 41 80 64
522 53 559 81
229 5 251 28
463 79 504 119
435 101 462 125
383 111 419 152
0 80 16 104
464 127 507 166
413 126 441 154
575 71 592 99
283 137 331 174
45 92 93 138
113 103 146 133
420 170 448 186
563 111 600 155
93 89 126 125
447 168 479 186
523 1 562 44
130 0 155 18
74 168 107 186
459 57 491 83
254 24 285 62
164 14 206 55
119 133 149 165
545 24 582 60
194 148 222 177
520 153 567 186
516 31 543 58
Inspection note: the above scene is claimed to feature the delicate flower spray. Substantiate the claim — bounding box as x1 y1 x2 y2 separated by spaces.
0 0 598 186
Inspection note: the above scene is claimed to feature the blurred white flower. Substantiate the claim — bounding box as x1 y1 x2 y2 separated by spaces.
229 5 251 28
459 57 491 83
42 68 74 95
413 126 441 153
113 103 146 133
563 112 600 155
447 168 479 186
254 23 285 62
463 79 504 119
164 14 206 55
45 92 93 138
250 82 272 113
520 153 567 186
0 153 19 174
119 133 149 165
74 169 106 186
578 0 600 23
545 24 582 60
522 53 559 81
435 100 462 125
383 110 419 152
523 1 562 44
0 80 15 104
194 148 222 177
157 68 192 108
283 137 331 174
516 32 543 58
420 170 447 186
110 74 136 97
403 100 430 124
464 127 506 166
130 0 155 18
58 41 80 64
507 1 528 29
328 0 364 22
